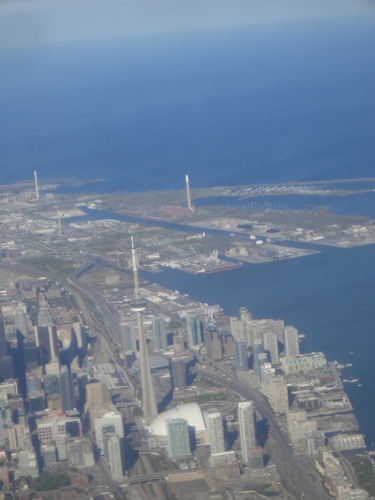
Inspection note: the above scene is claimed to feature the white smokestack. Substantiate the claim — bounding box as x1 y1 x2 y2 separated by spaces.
185 174 192 212
34 171 39 200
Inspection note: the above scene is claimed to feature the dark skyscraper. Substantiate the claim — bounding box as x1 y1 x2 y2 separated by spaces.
170 358 186 391
35 325 59 365
186 315 202 347
59 366 76 412
153 316 167 350
0 312 13 382
0 313 8 358
204 325 222 360
235 339 248 372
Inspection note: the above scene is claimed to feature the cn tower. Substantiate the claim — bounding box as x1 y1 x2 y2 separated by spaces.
130 237 157 418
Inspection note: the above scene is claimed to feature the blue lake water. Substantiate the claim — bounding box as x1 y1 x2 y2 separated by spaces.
1 17 375 191
1 12 375 446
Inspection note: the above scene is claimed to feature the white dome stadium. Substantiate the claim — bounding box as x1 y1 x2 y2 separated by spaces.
144 402 209 437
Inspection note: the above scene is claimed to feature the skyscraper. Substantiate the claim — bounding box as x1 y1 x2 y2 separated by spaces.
167 418 191 457
104 432 124 479
0 314 13 382
170 358 186 391
252 339 264 379
152 316 167 350
267 376 289 414
59 365 76 412
186 315 202 347
0 313 8 358
204 325 222 360
130 237 157 418
238 401 256 465
37 297 53 327
208 412 225 454
240 307 251 322
230 316 242 340
263 331 279 365
120 322 136 352
94 411 124 448
284 326 299 358
220 331 235 356
235 339 248 372
260 364 275 395
15 308 28 339
35 325 59 365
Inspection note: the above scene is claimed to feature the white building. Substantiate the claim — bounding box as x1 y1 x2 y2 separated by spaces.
208 412 225 454
144 402 209 450
238 401 256 464
283 326 299 357
94 411 124 448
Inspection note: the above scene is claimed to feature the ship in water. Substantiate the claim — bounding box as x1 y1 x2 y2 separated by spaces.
195 260 243 275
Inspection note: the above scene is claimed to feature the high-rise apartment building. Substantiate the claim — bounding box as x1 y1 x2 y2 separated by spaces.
267 376 289 414
204 325 222 360
94 411 124 448
103 431 124 479
170 358 186 391
252 339 264 378
172 332 185 352
167 418 191 457
235 339 248 372
239 307 251 322
263 331 279 365
260 364 275 395
284 326 299 358
230 316 242 340
220 331 235 356
153 316 167 350
186 315 203 347
120 322 136 352
208 412 225 454
238 401 256 465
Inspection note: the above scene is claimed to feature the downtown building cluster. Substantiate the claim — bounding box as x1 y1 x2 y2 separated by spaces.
0 281 128 488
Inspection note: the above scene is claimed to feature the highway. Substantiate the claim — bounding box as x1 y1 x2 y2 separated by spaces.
191 368 328 500
68 260 122 345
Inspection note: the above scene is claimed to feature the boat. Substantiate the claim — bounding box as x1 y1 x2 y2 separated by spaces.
349 352 354 355
345 363 353 367
343 378 359 383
